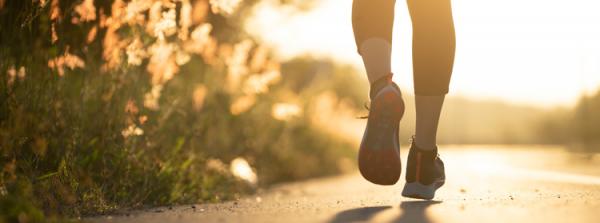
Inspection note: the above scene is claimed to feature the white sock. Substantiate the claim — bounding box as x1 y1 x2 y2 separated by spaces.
359 38 392 84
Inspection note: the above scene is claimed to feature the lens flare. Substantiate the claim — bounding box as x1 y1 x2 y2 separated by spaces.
230 157 258 185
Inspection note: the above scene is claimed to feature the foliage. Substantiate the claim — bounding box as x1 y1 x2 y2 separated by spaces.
537 89 600 152
0 0 355 221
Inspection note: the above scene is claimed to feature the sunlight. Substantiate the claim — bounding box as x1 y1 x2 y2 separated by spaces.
519 169 600 186
230 157 258 185
450 148 600 186
464 152 507 174
271 103 302 121
5 1 600 220
246 0 600 107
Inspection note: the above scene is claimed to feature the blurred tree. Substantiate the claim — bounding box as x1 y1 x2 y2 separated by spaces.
573 90 600 151
535 89 600 152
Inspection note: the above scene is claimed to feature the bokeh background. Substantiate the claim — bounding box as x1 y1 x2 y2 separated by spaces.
1 0 599 222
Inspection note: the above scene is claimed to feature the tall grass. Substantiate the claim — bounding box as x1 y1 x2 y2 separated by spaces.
0 1 356 221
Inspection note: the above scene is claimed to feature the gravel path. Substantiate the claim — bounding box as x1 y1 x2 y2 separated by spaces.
87 146 600 223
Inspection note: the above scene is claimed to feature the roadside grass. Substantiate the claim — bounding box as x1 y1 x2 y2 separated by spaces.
0 55 363 221
0 1 364 221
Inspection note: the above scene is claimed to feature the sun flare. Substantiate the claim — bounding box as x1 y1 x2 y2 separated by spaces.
246 0 600 107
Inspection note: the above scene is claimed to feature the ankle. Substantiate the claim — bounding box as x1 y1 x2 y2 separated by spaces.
412 136 438 152
369 73 394 100
415 141 437 152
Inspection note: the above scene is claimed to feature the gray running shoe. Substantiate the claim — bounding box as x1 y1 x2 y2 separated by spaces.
402 137 445 200
358 82 405 185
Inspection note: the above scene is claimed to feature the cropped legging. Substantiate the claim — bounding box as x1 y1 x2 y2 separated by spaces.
352 0 456 95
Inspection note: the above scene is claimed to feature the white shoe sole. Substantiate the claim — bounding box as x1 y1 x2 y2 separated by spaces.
401 181 444 200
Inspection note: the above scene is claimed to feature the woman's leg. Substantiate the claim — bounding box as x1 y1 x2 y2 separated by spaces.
415 95 445 150
353 0 405 185
352 0 396 86
408 0 456 150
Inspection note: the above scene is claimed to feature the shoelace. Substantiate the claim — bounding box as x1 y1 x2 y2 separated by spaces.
357 102 370 119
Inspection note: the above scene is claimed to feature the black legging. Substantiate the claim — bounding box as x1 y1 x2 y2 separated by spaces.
352 0 456 95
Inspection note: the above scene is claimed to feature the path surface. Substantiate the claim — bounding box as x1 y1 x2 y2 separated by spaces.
87 146 600 223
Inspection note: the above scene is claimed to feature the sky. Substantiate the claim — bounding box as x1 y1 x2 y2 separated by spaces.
245 0 600 107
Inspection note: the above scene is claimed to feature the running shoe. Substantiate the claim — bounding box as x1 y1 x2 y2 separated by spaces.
401 137 445 200
358 82 404 185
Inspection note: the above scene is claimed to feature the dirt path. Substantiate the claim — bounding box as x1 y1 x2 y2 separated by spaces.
87 146 600 223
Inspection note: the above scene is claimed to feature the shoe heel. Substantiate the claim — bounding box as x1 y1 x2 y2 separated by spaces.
402 182 436 200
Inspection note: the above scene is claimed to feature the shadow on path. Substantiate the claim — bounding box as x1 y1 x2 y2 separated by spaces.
328 201 441 223
392 200 442 223
329 206 391 223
